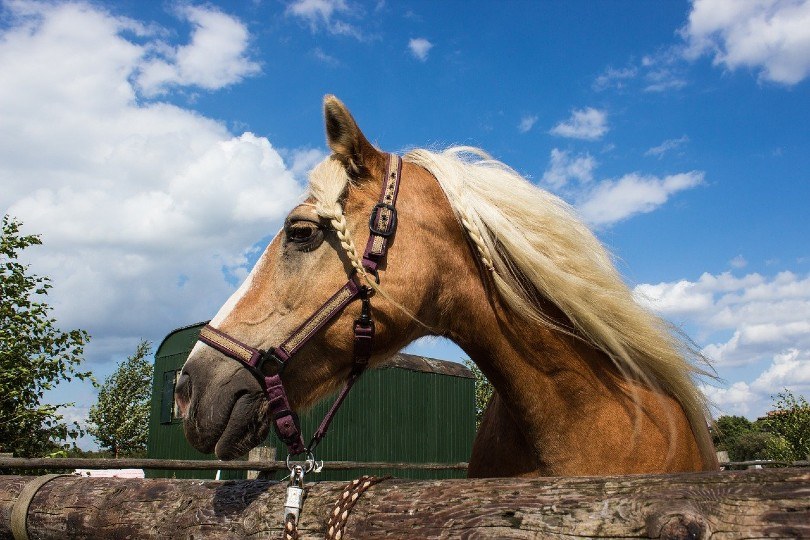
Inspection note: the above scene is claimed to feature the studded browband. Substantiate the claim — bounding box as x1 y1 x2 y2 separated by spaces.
198 153 403 455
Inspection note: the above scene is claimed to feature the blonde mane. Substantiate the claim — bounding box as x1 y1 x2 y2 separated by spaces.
406 147 715 464
308 148 715 464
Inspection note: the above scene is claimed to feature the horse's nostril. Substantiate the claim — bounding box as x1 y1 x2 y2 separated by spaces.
175 371 192 418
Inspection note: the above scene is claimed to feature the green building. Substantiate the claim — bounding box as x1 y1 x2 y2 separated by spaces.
147 322 476 480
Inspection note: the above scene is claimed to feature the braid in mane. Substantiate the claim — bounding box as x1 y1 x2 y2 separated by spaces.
456 205 495 272
307 156 431 330
317 200 369 280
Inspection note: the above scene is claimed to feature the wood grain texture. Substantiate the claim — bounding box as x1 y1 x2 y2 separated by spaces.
1 468 808 539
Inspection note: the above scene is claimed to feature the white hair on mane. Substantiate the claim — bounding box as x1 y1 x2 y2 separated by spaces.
405 147 716 464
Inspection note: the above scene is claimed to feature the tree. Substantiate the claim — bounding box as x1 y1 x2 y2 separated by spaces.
762 390 810 462
732 430 773 461
88 340 153 458
464 359 493 429
710 415 774 462
0 215 92 457
711 415 754 448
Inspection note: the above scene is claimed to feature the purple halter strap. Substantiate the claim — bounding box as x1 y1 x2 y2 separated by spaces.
197 154 403 455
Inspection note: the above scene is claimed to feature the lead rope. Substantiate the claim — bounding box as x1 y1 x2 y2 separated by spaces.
324 475 389 540
280 474 389 540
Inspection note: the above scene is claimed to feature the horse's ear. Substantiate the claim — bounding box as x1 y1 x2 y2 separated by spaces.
323 95 384 179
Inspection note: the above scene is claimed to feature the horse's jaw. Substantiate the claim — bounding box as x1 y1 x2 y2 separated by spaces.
211 392 271 460
178 348 272 460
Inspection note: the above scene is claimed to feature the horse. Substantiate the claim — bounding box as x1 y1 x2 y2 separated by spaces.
175 95 718 477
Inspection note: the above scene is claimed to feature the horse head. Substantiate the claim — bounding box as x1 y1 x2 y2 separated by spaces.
176 96 472 459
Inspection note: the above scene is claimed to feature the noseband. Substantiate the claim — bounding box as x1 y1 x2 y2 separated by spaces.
197 154 403 455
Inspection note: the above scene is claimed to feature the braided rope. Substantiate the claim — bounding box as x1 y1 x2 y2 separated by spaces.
325 476 389 540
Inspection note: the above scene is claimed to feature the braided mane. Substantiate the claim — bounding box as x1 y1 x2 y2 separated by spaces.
308 158 370 281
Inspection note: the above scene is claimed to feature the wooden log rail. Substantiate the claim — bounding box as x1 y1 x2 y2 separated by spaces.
1 468 808 539
0 457 468 472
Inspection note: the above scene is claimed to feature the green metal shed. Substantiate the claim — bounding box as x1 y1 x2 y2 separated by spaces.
146 322 476 480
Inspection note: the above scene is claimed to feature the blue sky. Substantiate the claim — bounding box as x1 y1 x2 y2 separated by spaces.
1 0 809 449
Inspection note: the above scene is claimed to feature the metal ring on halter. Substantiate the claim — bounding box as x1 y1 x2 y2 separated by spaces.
286 451 318 474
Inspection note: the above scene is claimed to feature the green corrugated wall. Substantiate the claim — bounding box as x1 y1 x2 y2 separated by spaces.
146 323 476 480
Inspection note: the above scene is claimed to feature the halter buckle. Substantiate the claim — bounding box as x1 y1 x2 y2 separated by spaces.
257 348 285 372
368 203 397 237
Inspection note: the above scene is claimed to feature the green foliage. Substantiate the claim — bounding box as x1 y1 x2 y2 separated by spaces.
88 340 153 458
0 215 92 457
464 359 493 429
710 415 775 461
712 390 810 463
732 431 773 461
761 390 810 462
711 415 753 447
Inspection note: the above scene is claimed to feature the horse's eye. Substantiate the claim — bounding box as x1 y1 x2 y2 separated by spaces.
286 221 321 244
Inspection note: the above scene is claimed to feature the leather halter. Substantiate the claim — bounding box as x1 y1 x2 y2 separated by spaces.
197 154 403 455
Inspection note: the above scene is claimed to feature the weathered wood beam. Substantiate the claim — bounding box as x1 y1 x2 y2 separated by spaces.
1 469 807 539
0 457 468 472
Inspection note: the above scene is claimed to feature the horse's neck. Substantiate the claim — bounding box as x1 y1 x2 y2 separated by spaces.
458 313 617 475
453 294 709 476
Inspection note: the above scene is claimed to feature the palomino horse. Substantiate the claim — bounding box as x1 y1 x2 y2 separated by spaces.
176 96 718 477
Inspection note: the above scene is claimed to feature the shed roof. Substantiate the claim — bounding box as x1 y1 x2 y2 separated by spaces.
378 353 473 379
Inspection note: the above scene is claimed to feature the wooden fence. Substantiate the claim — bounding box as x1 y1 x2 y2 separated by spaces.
1 464 808 538
1 456 807 473
0 456 468 473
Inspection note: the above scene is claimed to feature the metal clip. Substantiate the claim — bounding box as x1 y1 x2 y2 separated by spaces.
283 465 305 524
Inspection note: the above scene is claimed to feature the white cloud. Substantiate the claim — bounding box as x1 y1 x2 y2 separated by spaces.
643 67 688 93
539 148 703 226
639 270 810 418
594 51 688 94
408 37 433 61
700 381 756 416
682 0 810 85
635 278 716 316
136 5 260 96
751 349 810 394
700 349 810 418
645 135 690 158
286 0 362 39
541 149 596 189
593 66 638 91
637 271 810 367
577 171 704 226
730 255 748 269
550 107 609 140
287 0 347 22
313 47 341 65
0 1 302 363
518 115 538 133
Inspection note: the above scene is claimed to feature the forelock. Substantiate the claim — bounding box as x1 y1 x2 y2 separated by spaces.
308 157 350 219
